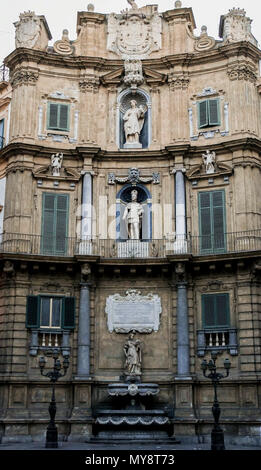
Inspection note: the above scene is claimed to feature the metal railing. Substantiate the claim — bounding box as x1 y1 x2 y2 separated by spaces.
0 230 260 259
0 136 5 150
0 64 9 82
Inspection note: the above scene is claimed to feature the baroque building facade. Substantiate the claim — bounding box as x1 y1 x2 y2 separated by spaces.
0 1 261 444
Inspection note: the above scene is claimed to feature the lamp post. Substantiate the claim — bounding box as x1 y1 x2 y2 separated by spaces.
201 351 231 451
39 350 69 448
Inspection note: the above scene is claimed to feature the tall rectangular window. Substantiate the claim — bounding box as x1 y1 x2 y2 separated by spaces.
41 193 69 255
0 119 4 149
198 190 226 253
26 295 75 330
202 293 230 328
197 99 220 129
47 103 70 132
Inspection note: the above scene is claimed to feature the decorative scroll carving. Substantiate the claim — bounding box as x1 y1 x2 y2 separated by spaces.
53 29 74 56
194 26 216 52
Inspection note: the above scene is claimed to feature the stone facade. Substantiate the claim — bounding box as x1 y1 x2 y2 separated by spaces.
0 2 261 445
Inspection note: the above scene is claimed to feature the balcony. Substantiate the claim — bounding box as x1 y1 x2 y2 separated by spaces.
197 328 238 356
0 230 260 259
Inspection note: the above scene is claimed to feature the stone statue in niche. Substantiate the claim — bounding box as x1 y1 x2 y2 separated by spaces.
51 153 63 177
122 189 144 240
123 100 147 148
14 11 41 49
202 150 216 174
124 331 142 378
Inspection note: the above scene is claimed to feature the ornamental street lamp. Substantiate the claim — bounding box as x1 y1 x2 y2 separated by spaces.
39 349 69 448
201 351 231 451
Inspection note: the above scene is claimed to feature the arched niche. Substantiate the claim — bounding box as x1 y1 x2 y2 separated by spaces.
116 184 152 241
116 89 152 149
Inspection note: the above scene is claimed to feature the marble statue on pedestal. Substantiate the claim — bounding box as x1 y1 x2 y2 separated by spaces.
202 150 216 174
124 331 142 377
123 100 146 148
51 153 63 177
122 189 144 240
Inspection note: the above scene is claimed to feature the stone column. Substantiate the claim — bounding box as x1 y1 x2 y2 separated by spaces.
80 172 92 255
77 282 91 378
176 279 190 377
174 168 187 253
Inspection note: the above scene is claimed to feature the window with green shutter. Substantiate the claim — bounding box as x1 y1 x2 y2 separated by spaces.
197 98 220 129
47 102 70 132
202 293 230 329
26 295 75 330
41 193 69 255
0 119 4 149
198 190 226 254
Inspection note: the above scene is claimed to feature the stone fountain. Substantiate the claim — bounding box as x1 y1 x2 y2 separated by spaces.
92 332 179 443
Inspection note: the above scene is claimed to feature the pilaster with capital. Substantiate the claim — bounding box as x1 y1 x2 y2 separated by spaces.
78 74 100 144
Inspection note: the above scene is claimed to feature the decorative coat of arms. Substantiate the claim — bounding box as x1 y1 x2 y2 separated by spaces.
107 2 162 59
14 11 41 49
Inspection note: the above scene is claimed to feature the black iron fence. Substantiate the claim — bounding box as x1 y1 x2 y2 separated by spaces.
0 230 260 258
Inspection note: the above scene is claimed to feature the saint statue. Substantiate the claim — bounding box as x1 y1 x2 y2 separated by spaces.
124 331 142 377
122 189 144 240
202 150 216 174
51 153 63 177
123 100 146 146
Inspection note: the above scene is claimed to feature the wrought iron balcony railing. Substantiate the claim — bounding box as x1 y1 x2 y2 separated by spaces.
0 64 9 82
0 136 5 150
0 230 260 259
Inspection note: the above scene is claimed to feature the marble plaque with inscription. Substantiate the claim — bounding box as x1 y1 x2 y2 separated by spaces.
106 290 162 333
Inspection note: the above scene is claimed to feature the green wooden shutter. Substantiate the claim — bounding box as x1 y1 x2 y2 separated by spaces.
55 194 69 254
42 193 56 254
59 104 69 131
42 193 69 255
48 103 59 129
202 293 230 328
0 119 4 149
26 295 40 328
62 297 75 330
216 293 230 326
208 99 220 126
198 100 208 128
199 192 212 251
212 191 225 251
202 294 215 327
199 190 226 253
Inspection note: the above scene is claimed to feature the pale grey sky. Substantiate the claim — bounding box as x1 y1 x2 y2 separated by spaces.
1 0 260 63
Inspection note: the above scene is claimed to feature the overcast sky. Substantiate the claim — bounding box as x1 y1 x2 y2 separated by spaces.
0 0 260 63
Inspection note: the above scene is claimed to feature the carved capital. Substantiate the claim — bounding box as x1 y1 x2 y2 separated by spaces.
169 74 190 91
10 69 39 88
79 76 100 93
227 65 257 83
